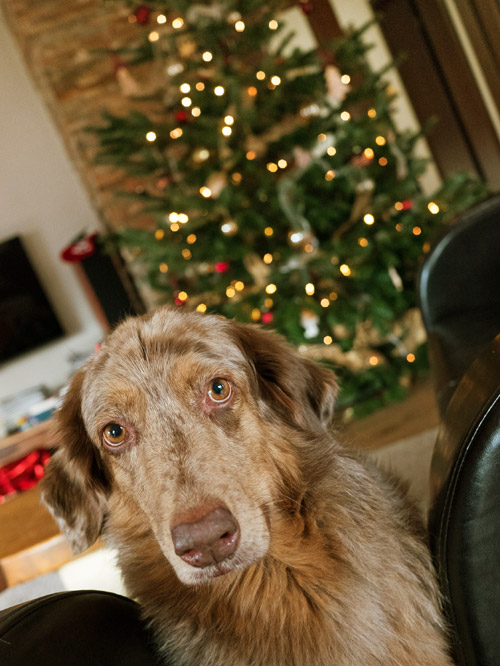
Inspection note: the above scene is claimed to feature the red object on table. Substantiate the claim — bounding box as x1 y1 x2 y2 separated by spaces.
0 449 51 503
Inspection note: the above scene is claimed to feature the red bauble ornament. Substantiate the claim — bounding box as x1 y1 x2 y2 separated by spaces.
215 261 231 273
176 110 188 124
401 200 413 210
133 5 151 25
261 312 274 324
300 1 314 15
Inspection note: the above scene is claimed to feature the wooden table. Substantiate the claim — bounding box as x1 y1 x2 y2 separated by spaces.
0 421 73 591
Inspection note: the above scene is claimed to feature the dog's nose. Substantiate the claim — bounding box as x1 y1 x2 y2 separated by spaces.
171 506 240 568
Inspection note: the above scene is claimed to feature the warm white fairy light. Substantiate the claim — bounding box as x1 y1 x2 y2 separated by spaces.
327 146 337 156
187 233 197 244
375 135 387 146
222 126 232 136
224 115 234 125
169 212 179 223
256 70 266 80
235 281 245 291
178 291 188 301
196 303 207 313
148 31 160 42
181 97 192 107
200 186 212 198
196 81 206 91
191 107 201 117
155 229 165 240
323 335 333 345
178 213 189 224
325 170 335 181
265 283 277 295
305 283 315 296
266 162 278 173
264 227 274 236
156 14 167 24
364 148 374 159
182 249 192 259
197 148 209 161
270 75 281 86
340 264 351 276
159 262 168 273
428 201 440 214
341 74 351 84
251 309 261 321
146 131 157 142
226 286 236 298
269 19 278 30
172 17 184 29
214 85 225 96
170 127 183 139
289 231 304 244
320 298 330 308
180 83 191 93
235 20 245 32
363 213 375 225
278 159 287 169
202 51 213 62
340 111 351 121
263 253 273 264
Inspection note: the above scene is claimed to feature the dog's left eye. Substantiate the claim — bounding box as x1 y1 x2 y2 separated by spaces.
103 423 128 448
208 378 232 403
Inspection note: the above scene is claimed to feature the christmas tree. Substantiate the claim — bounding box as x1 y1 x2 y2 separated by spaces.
91 1 485 416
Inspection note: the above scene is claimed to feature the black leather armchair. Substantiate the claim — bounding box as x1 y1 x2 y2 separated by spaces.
0 590 160 665
419 193 500 666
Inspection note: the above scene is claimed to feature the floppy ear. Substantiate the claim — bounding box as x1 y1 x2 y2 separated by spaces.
231 322 338 430
41 367 112 554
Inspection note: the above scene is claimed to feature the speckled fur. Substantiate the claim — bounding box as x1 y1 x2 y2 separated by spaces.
42 307 453 665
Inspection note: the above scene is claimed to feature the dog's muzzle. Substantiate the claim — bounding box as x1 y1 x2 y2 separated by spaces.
170 506 240 568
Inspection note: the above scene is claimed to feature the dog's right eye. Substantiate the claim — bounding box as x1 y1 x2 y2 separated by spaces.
103 423 128 448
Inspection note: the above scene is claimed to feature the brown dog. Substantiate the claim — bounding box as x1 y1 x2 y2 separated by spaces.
41 307 453 665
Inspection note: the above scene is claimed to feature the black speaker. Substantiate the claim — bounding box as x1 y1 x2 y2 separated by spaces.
61 233 146 331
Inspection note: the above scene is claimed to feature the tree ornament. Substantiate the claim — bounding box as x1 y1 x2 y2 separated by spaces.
133 5 151 25
301 310 320 339
215 261 230 273
220 220 238 236
176 110 188 124
261 312 274 324
299 0 314 15
243 254 270 288
325 65 350 106
206 172 227 198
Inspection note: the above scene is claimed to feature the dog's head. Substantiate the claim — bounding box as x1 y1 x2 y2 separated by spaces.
42 307 337 585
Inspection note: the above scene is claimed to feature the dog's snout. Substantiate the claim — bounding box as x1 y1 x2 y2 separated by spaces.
171 506 240 568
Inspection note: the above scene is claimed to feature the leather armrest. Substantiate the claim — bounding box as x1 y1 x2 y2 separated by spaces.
0 590 160 666
429 334 500 666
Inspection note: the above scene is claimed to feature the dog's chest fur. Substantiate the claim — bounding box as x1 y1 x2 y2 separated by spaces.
109 451 452 666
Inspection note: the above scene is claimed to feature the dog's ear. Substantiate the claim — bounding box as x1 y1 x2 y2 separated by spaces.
231 322 338 430
41 367 112 554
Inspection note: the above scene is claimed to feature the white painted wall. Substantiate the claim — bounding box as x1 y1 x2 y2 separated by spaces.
0 13 104 405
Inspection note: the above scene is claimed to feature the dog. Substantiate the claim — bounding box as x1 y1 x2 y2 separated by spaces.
41 306 453 665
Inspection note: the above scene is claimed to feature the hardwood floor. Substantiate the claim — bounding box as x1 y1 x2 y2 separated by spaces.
342 379 440 450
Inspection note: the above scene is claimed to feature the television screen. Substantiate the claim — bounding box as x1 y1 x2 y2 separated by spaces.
0 236 64 363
